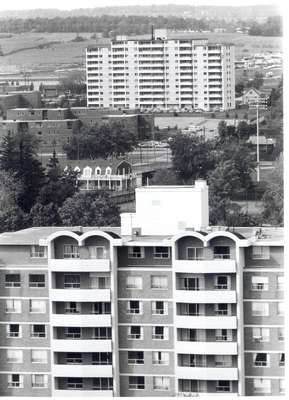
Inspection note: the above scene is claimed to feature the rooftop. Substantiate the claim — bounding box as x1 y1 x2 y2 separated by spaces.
0 226 283 246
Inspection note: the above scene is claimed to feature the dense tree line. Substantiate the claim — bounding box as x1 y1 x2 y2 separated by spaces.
155 120 282 226
0 132 120 233
64 121 140 160
248 16 282 36
0 16 209 35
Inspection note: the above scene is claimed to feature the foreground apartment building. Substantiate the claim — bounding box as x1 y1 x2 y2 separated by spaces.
0 181 284 396
86 29 235 111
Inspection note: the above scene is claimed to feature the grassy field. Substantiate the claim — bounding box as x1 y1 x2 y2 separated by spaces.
0 32 282 74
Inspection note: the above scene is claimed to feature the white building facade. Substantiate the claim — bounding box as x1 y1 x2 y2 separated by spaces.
86 29 235 112
0 181 284 397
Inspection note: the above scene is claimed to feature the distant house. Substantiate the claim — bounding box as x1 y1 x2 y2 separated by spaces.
247 135 276 153
70 159 137 191
236 88 268 109
41 85 63 99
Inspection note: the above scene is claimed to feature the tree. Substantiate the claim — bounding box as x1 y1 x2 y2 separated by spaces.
59 191 120 226
169 134 216 182
0 170 23 210
64 121 139 160
0 131 45 212
0 205 29 233
60 71 86 95
150 169 180 185
262 155 283 225
235 82 244 96
30 202 61 226
250 72 264 90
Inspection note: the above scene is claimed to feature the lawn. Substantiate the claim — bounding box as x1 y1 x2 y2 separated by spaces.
0 32 282 74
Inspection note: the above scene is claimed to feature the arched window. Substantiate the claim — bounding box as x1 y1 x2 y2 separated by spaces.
83 166 92 178
95 167 102 175
105 167 112 175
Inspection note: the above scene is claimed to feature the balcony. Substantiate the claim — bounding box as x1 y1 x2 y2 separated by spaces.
174 259 236 274
51 339 112 352
52 364 113 378
175 315 237 330
51 314 111 327
176 341 237 355
175 290 236 304
53 389 113 397
176 366 238 380
49 259 110 272
50 289 110 302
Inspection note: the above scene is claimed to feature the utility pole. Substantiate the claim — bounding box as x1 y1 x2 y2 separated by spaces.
256 102 260 183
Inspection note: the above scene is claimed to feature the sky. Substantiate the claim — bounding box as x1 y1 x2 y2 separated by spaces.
0 0 283 12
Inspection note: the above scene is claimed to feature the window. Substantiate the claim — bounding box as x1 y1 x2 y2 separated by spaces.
67 378 83 389
30 300 46 313
214 246 230 259
216 380 231 392
64 274 80 288
277 275 284 290
279 353 285 367
7 350 23 363
66 353 82 364
254 353 269 367
94 327 112 339
31 324 46 338
151 275 168 289
128 376 145 390
92 302 111 315
152 301 168 315
31 374 48 388
88 246 106 259
63 244 80 258
64 327 81 339
279 379 285 394
215 303 229 316
252 302 269 316
216 329 232 341
251 276 268 291
7 374 23 388
152 351 169 365
92 352 112 365
128 326 143 340
252 327 270 342
278 328 284 341
253 378 271 394
128 246 144 258
127 300 142 314
90 275 110 289
29 274 45 288
181 277 200 290
215 355 232 367
153 377 170 391
6 324 21 338
152 326 168 340
154 247 170 259
187 247 204 260
64 301 80 314
5 274 21 288
277 302 284 316
126 276 142 289
5 299 21 313
128 351 144 364
31 350 47 363
92 377 113 390
252 246 270 260
30 245 47 258
215 276 229 289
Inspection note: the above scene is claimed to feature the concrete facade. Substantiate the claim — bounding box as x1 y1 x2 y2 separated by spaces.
86 29 235 112
0 182 284 397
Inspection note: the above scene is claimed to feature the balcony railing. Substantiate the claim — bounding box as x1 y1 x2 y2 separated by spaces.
216 335 232 342
126 309 140 314
152 309 165 315
251 283 269 291
64 283 80 289
216 386 231 392
152 334 164 339
127 334 142 340
254 361 268 367
214 254 231 259
64 333 81 339
253 336 269 342
66 358 82 364
129 384 145 390
128 359 144 365
64 308 80 314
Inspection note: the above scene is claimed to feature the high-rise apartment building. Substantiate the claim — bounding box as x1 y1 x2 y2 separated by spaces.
0 181 284 396
86 29 235 112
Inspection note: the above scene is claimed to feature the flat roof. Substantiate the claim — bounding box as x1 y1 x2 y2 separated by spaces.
0 226 283 246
